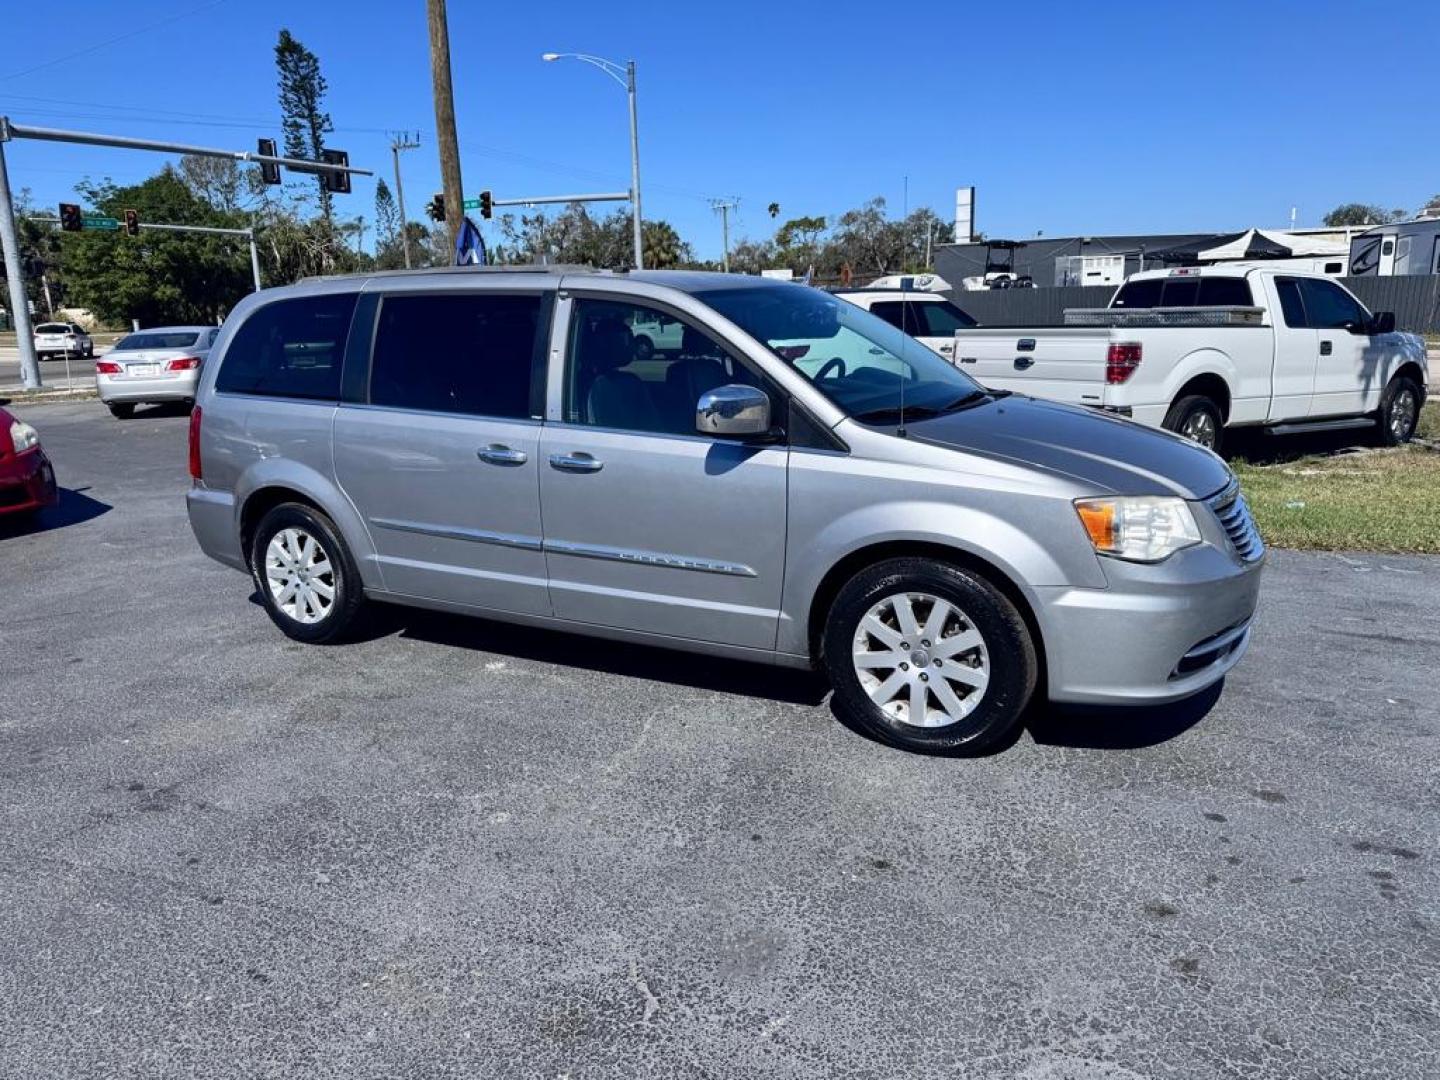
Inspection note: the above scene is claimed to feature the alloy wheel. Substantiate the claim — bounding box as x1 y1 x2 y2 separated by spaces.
264 527 335 625
1181 410 1218 448
851 591 990 728
1389 387 1417 441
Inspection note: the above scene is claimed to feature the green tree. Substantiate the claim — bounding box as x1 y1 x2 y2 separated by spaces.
373 178 403 268
59 168 251 326
275 29 333 224
1322 203 1405 227
642 220 690 268
178 155 247 212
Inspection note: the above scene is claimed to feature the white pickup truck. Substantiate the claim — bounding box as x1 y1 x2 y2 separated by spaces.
842 268 1429 451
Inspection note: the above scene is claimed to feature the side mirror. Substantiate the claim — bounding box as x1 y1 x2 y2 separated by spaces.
696 384 771 437
1368 311 1396 335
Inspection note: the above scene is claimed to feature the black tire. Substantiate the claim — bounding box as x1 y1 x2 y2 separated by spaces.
821 557 1037 756
107 403 134 419
1163 394 1224 453
1374 375 1422 446
632 334 655 362
248 502 367 644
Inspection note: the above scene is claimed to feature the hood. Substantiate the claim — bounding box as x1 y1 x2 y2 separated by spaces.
906 394 1232 500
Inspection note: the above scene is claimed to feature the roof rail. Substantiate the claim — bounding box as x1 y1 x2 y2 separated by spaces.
299 263 604 284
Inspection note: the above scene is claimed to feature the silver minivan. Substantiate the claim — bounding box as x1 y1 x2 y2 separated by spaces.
186 268 1264 754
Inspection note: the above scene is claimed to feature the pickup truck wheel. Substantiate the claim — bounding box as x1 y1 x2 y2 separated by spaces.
1375 375 1421 446
1164 395 1223 453
249 503 367 644
822 558 1037 756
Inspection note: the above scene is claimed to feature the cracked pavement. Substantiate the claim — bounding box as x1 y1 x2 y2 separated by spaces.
1 401 1437 1079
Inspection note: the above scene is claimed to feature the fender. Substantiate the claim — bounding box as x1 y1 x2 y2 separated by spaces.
233 456 386 592
776 498 1100 657
1161 348 1239 410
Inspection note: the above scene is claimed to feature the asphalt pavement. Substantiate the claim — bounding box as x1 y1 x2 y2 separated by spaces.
2 401 1438 1079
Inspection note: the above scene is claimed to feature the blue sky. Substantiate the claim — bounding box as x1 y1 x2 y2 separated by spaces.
3 0 1436 260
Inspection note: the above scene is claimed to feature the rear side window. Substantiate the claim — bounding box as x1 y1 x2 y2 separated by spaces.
917 301 977 334
368 293 545 419
216 294 357 400
1274 279 1308 327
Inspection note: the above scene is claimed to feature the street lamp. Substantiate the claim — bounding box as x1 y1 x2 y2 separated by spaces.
542 51 643 269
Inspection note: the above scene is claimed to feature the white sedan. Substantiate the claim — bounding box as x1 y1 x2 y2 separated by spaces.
95 325 220 419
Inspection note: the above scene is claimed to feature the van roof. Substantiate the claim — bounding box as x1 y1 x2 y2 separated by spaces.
296 265 804 295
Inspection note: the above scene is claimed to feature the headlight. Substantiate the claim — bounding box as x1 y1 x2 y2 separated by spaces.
1074 496 1201 563
9 420 40 453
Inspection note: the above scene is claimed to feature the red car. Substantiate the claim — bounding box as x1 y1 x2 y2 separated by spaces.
0 406 59 519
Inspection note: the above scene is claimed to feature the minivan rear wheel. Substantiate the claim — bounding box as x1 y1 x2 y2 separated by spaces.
249 503 366 644
822 558 1037 755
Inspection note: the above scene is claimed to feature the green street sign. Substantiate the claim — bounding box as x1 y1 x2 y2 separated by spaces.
462 198 481 210
82 216 121 231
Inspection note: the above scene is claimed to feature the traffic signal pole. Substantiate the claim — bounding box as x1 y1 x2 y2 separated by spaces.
31 216 264 292
0 115 369 389
0 120 41 390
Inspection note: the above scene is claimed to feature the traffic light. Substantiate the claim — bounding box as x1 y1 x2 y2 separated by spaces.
425 193 445 222
257 138 281 185
123 209 140 237
59 203 83 232
321 149 351 195
479 190 493 220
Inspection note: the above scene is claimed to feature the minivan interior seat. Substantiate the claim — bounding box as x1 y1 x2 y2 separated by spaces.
582 318 661 431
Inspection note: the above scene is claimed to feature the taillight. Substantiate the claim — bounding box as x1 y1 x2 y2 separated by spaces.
1106 343 1142 384
188 406 203 481
165 356 200 371
96 360 122 374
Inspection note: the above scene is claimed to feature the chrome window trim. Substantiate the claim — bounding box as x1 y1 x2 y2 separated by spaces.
370 517 543 552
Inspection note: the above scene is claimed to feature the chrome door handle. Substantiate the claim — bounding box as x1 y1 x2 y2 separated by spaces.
549 452 603 473
477 444 527 466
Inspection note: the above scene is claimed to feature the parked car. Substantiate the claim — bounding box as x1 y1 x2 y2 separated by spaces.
944 266 1428 452
187 269 1263 756
836 289 979 363
96 325 220 418
0 406 59 521
33 321 93 361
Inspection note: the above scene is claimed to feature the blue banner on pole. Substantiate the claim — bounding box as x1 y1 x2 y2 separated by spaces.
455 216 487 266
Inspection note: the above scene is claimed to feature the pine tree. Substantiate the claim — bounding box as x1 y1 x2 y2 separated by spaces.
275 29 334 224
375 178 400 252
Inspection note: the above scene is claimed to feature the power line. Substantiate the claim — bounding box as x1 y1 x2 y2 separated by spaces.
0 0 230 83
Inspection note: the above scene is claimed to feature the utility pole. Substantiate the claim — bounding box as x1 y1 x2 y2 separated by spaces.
426 0 464 256
711 198 738 273
0 120 40 389
390 131 420 268
626 60 642 270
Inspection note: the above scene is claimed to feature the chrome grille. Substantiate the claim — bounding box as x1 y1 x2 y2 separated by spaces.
1209 482 1264 562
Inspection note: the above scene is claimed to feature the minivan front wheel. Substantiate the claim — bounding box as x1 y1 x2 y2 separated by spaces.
822 558 1037 755
249 503 366 644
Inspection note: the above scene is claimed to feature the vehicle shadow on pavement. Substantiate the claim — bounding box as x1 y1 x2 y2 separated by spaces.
363 604 833 707
1224 426 1380 465
0 486 111 538
1025 681 1223 750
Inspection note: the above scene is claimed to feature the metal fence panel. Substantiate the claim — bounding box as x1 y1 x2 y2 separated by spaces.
948 276 1440 332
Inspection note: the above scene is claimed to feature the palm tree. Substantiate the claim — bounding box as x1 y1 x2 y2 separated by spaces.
642 220 685 268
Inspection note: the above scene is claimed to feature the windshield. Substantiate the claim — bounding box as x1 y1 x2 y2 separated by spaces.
700 285 985 421
115 332 201 350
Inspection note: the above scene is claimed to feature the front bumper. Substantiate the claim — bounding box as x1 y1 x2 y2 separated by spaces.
97 370 199 404
1035 537 1264 705
0 447 59 516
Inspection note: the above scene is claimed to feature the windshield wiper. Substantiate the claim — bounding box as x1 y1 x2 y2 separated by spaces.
852 404 943 423
936 390 990 413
